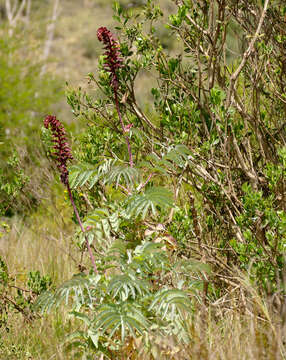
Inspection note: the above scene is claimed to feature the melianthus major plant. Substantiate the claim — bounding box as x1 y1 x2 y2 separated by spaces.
40 0 286 358
40 19 207 360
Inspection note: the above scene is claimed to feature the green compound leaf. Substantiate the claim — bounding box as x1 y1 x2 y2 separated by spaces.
125 186 173 219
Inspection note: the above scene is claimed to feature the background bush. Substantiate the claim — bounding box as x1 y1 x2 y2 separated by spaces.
0 30 62 216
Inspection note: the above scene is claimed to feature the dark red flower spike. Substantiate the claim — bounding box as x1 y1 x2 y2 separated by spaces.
97 27 122 89
44 115 73 185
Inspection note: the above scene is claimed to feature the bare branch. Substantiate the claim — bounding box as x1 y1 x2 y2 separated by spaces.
226 0 270 107
41 0 60 75
5 0 28 36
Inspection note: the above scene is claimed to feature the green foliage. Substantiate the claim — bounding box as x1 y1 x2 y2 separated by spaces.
0 152 29 217
0 35 60 141
125 187 173 219
93 302 149 341
27 271 52 296
0 256 52 333
69 160 141 189
231 180 286 291
149 288 192 321
39 0 286 357
36 241 203 356
35 274 100 312
0 257 9 287
83 208 120 245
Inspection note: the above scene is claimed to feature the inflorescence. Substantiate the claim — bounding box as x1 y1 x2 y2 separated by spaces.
97 26 122 89
44 115 73 185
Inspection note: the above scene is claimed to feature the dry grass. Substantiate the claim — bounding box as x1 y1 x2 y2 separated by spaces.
0 189 79 359
134 291 286 360
186 312 283 360
1 191 78 283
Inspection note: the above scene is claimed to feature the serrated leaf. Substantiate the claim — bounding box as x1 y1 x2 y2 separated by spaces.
34 274 101 313
108 273 150 301
149 288 192 320
126 187 173 219
94 302 149 342
103 164 140 188
69 159 117 189
69 165 98 189
84 208 120 248
70 311 91 326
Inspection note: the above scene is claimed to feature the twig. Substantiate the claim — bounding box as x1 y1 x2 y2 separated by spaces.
1 294 32 320
226 0 269 107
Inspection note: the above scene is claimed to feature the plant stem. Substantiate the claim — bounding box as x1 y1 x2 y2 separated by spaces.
114 90 133 167
66 183 98 274
137 173 153 192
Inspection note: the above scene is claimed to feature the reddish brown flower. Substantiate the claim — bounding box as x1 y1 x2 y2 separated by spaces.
97 27 122 89
44 115 73 185
97 27 133 167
